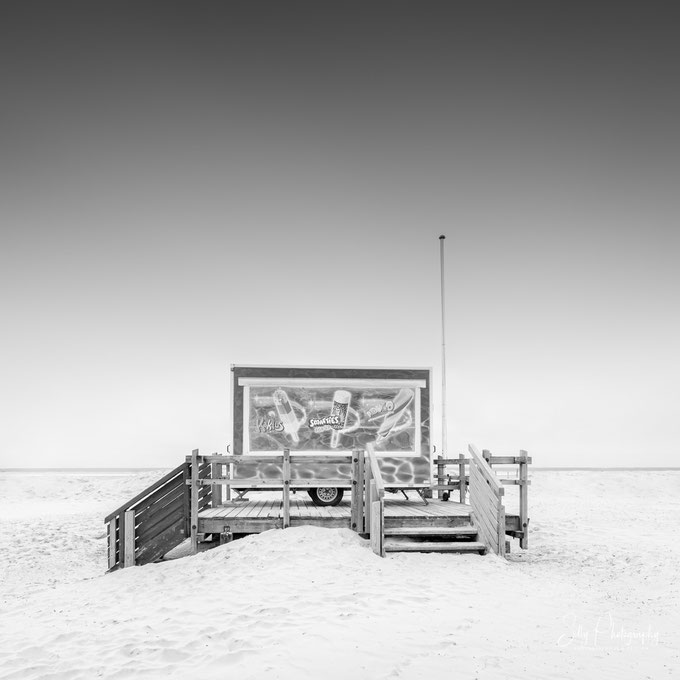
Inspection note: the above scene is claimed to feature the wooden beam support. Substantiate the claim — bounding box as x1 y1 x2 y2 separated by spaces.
211 460 223 506
437 454 445 500
370 499 384 557
350 450 365 533
107 516 117 570
282 448 290 529
123 510 136 568
519 449 529 549
364 454 373 535
190 448 199 555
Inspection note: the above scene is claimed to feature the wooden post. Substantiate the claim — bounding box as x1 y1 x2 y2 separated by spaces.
190 448 199 554
350 450 365 533
497 497 506 558
225 458 232 502
211 458 223 507
282 449 290 529
458 453 466 504
519 449 529 549
370 499 384 557
364 454 373 535
108 516 117 570
182 461 191 538
123 509 136 567
482 449 491 466
437 454 445 500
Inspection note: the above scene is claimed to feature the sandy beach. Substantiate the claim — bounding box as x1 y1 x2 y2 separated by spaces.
1 468 678 679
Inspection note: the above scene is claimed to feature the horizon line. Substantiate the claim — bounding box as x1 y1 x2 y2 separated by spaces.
2 466 680 472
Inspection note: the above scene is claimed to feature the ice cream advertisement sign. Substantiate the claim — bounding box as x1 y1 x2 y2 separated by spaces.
245 383 420 453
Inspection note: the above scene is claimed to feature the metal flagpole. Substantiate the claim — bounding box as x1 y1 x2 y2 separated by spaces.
439 235 447 460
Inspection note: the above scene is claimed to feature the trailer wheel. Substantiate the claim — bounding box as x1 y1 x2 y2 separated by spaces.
308 487 344 506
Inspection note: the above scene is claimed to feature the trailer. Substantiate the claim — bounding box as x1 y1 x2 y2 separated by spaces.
104 364 531 570
229 365 433 505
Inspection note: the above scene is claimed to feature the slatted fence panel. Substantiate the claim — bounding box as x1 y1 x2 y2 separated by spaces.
468 445 506 557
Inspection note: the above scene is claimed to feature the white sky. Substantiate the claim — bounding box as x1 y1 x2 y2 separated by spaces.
1 4 678 468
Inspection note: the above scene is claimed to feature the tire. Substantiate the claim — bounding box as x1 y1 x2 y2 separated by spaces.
308 487 344 506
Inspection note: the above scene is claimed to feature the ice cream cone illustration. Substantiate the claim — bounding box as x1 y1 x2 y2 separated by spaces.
330 390 351 448
273 389 300 443
375 388 414 444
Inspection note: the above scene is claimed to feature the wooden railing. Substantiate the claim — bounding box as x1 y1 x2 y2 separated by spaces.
468 444 506 557
105 445 398 569
104 458 211 571
190 447 388 557
433 448 530 549
364 443 385 557
188 449 359 553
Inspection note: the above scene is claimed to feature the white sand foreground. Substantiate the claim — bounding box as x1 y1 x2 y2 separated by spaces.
1 469 678 679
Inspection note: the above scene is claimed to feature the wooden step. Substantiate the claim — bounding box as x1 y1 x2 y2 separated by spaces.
384 526 477 537
384 540 487 554
384 515 472 529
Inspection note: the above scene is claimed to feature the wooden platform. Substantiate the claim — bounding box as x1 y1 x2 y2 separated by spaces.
198 494 520 535
105 447 529 569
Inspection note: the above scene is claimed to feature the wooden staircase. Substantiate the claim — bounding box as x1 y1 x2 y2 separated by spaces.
105 457 213 571
383 523 486 554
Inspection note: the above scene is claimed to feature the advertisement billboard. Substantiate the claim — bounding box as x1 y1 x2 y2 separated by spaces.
230 366 432 487
246 382 420 454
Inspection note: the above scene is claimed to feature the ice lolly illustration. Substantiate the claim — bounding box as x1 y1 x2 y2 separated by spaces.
375 388 414 443
330 390 351 449
273 389 300 443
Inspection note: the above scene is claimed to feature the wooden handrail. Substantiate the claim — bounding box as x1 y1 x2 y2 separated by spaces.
198 454 353 465
365 443 385 556
193 477 352 487
434 455 532 466
105 459 201 571
189 452 354 490
468 444 504 497
187 447 366 554
439 445 530 553
365 443 385 499
469 460 506 557
104 463 186 523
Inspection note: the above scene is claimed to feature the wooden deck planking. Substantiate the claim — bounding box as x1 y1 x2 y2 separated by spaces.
382 499 470 518
383 501 420 517
328 503 350 519
253 500 270 519
216 503 246 519
198 497 479 524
